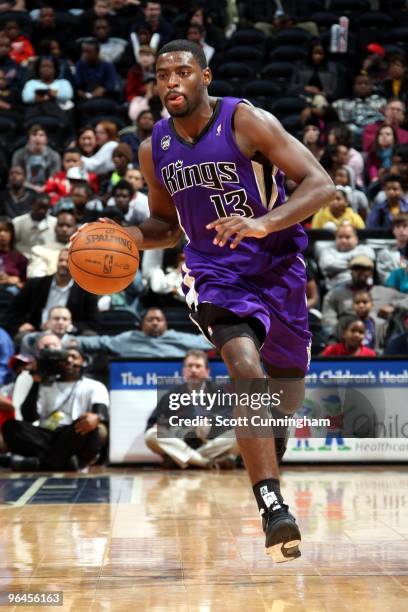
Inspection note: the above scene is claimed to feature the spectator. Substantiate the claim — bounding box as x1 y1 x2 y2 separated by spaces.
327 123 365 188
0 217 27 293
0 34 22 88
148 250 187 305
321 315 376 357
378 53 408 105
12 194 56 258
20 305 75 355
333 166 369 216
2 345 109 472
81 120 119 176
186 24 215 65
44 148 99 205
133 1 174 47
384 311 408 355
377 213 408 283
3 20 34 66
110 143 132 187
78 0 118 38
54 183 103 223
318 221 375 291
77 126 98 158
0 166 36 218
92 16 127 64
0 67 21 114
36 39 74 83
11 124 61 191
366 125 398 184
0 326 14 385
385 246 408 294
311 186 365 231
145 349 238 469
77 307 212 357
322 255 408 338
125 46 156 104
5 249 100 337
362 99 408 152
27 210 77 278
352 290 385 351
21 56 74 108
367 175 408 230
120 109 154 164
289 41 340 105
75 39 119 100
107 179 149 225
31 7 71 55
302 119 324 161
332 73 385 135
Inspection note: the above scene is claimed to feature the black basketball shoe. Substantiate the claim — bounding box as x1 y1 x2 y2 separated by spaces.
261 493 301 562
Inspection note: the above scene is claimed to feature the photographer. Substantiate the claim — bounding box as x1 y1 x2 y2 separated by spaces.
2 343 109 471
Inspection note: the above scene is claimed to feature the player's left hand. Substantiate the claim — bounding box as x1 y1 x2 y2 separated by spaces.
206 217 269 249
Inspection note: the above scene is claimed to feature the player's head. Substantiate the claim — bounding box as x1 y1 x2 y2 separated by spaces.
156 39 211 118
352 290 373 319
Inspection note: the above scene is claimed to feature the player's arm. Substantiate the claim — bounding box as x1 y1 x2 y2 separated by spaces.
207 104 335 248
125 137 183 250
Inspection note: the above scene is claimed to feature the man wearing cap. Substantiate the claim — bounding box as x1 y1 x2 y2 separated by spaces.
322 254 408 338
2 344 109 471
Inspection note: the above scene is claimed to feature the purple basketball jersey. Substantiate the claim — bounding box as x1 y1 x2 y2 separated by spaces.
151 97 311 372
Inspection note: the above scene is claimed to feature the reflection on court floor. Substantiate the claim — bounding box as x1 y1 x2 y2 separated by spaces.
0 466 407 611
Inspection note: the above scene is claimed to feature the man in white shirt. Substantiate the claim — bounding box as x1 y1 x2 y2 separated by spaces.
12 194 56 258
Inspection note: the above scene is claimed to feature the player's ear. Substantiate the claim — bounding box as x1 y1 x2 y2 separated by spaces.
202 67 212 87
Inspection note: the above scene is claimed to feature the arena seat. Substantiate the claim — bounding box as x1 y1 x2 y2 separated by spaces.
270 97 308 119
260 62 294 93
330 0 370 17
276 28 312 47
224 46 264 69
310 12 340 29
269 46 307 63
99 310 140 335
228 28 266 48
243 80 282 108
208 80 234 97
217 62 253 80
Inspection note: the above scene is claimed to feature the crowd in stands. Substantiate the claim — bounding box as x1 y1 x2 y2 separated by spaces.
0 0 408 470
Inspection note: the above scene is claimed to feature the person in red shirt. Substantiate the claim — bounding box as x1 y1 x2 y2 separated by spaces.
3 20 34 66
44 148 99 205
321 315 377 357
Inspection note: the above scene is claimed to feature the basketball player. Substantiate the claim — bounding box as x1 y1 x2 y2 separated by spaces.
87 40 334 561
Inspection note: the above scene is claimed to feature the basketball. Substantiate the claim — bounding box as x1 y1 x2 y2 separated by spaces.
68 222 139 295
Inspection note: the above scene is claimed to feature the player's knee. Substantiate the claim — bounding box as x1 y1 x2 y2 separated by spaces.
269 377 305 416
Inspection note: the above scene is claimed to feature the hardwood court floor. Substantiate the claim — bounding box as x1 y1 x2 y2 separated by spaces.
0 465 407 611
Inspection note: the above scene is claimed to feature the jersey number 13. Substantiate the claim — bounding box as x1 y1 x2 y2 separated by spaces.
210 189 254 219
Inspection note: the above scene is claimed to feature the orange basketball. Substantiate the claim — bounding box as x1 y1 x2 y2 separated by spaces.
68 222 139 295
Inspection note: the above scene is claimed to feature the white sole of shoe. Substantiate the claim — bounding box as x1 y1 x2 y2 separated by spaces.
266 538 301 563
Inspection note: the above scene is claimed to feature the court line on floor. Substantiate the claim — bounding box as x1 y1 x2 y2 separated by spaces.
12 477 48 506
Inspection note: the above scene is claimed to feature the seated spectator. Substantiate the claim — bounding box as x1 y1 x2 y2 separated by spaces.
0 166 36 218
75 39 119 101
322 255 408 338
145 350 238 469
367 175 408 230
366 125 398 184
0 326 16 385
384 311 408 355
125 45 156 106
12 194 56 258
77 0 120 38
133 1 174 48
0 34 23 88
363 99 408 152
352 290 385 351
2 345 109 472
0 217 27 293
36 39 74 83
311 186 365 231
327 124 365 189
186 24 215 65
77 307 211 357
110 143 133 187
11 124 61 191
332 73 385 138
3 20 34 66
318 221 375 291
27 210 77 278
21 56 74 109
360 43 387 83
385 246 408 294
92 16 127 64
120 109 154 164
20 305 75 355
377 213 408 283
107 179 149 225
333 166 369 217
186 5 226 51
54 183 103 223
302 119 324 161
5 249 100 337
321 315 376 357
44 148 99 205
30 6 71 56
289 41 340 106
81 120 119 176
77 126 98 158
377 53 408 106
0 67 21 115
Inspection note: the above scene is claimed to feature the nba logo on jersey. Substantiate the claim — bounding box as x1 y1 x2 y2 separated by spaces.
216 124 222 136
161 135 171 150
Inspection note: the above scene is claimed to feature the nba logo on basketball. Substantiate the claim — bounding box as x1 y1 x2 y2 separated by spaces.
103 254 113 273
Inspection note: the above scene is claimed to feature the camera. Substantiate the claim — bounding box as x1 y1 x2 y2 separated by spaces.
36 348 69 384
